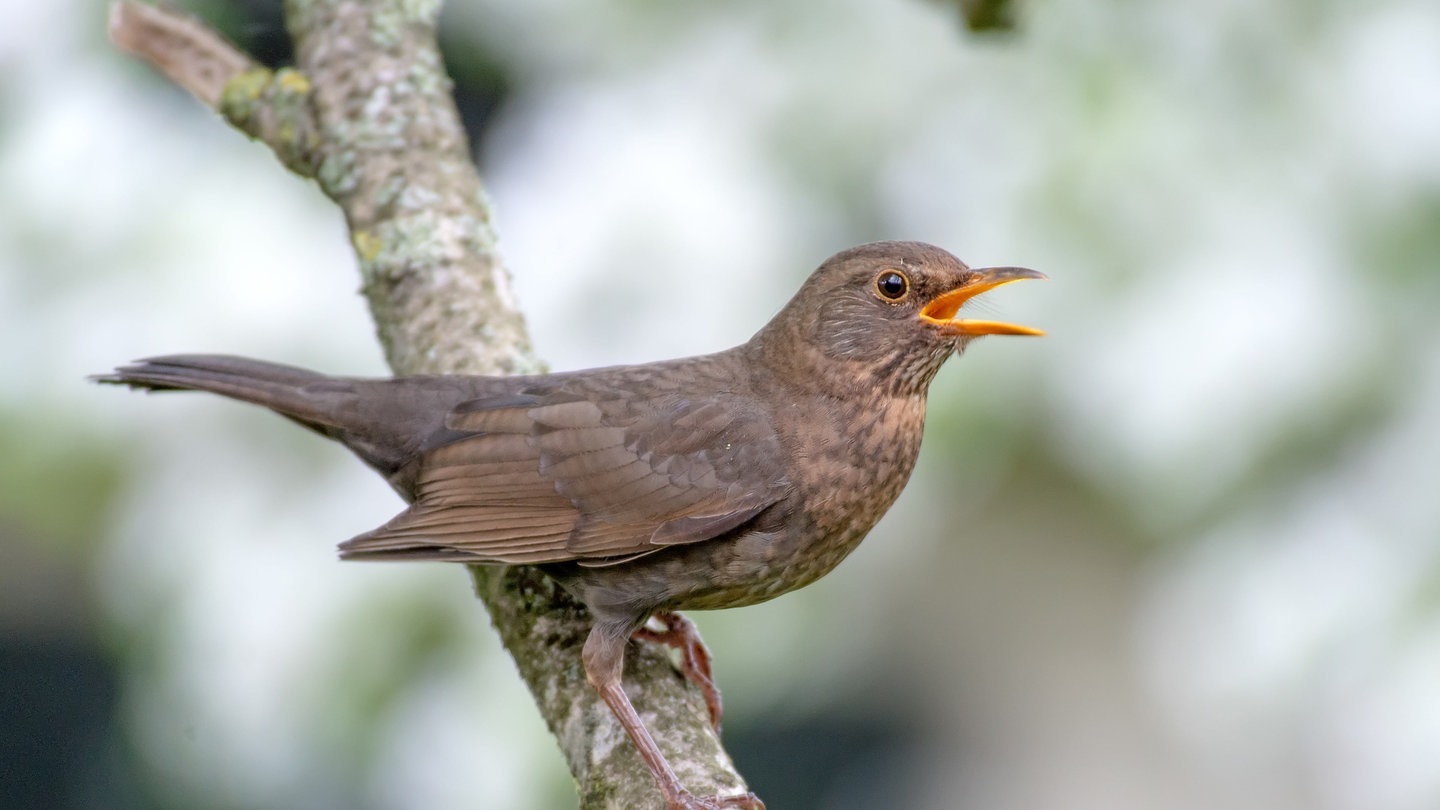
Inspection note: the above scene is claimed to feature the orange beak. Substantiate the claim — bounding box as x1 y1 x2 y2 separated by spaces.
919 266 1047 336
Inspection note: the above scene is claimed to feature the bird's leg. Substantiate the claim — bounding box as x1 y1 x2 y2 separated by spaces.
583 625 763 810
633 610 723 732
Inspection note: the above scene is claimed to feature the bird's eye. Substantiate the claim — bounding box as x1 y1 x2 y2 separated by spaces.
874 270 909 300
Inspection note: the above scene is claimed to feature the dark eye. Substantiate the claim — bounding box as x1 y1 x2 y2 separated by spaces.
875 270 909 300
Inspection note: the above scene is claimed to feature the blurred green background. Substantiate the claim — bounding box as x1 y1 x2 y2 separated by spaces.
3 0 1439 808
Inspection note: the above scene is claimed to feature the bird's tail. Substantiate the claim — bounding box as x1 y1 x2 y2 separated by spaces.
95 354 347 430
95 354 432 478
96 354 486 491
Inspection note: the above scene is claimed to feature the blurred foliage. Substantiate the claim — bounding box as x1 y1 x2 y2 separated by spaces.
0 415 126 556
3 0 1439 808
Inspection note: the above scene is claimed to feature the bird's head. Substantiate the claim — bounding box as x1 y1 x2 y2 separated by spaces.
751 241 1046 396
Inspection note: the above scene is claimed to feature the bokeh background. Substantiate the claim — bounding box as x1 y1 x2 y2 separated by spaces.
4 0 1439 808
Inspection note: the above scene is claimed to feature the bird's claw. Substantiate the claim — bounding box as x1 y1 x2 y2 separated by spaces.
635 610 724 732
668 790 765 810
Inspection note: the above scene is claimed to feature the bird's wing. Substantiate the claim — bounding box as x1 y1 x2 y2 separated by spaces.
339 374 790 564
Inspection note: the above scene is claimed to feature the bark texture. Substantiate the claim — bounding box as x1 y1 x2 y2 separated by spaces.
109 2 750 806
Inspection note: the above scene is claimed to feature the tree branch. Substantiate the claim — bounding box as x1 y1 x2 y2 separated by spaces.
109 2 752 807
110 2 258 105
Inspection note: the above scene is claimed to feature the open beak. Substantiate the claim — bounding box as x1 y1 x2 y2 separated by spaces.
919 266 1047 336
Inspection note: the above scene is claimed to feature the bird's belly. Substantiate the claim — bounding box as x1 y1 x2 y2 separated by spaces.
673 412 924 610
554 397 925 619
672 523 871 611
555 516 875 620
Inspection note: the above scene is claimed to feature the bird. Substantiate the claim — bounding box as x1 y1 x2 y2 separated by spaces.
96 240 1045 810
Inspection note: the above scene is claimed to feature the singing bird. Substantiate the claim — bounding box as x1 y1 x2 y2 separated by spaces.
98 241 1045 809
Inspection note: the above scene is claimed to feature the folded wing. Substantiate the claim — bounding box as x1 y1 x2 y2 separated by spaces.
340 373 790 565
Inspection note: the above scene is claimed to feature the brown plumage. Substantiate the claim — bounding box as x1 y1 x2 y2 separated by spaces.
96 241 1044 810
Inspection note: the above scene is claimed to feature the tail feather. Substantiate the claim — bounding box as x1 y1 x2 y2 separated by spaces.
94 354 345 431
96 354 505 498
94 354 430 485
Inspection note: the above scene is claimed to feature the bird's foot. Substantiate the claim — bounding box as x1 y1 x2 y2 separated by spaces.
634 610 723 731
667 789 765 810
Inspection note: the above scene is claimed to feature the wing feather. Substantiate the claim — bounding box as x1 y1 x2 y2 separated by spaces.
340 361 791 564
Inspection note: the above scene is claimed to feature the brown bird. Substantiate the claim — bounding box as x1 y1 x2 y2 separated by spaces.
96 241 1044 810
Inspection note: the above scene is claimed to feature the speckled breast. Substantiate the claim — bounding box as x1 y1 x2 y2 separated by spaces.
669 391 929 612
